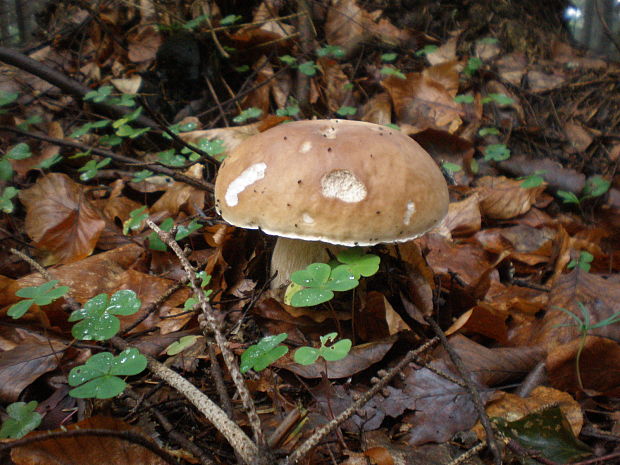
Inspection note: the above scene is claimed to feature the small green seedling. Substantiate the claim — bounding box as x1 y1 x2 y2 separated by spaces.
123 206 148 234
0 186 19 213
6 143 33 160
415 45 438 56
0 401 42 439
519 170 547 189
182 14 209 31
483 143 511 161
336 106 357 116
557 175 610 208
276 104 301 117
84 85 113 103
478 126 500 137
482 93 514 106
157 149 187 167
233 107 263 123
70 120 110 138
220 14 242 26
115 124 150 139
68 348 147 399
279 55 297 65
0 91 19 113
441 161 462 174
78 157 112 181
554 301 620 390
380 66 406 80
317 45 345 58
454 94 474 104
287 249 379 307
463 57 483 76
240 333 289 373
182 138 226 161
381 52 397 62
165 335 202 355
294 332 352 365
8 280 70 319
567 251 593 272
131 169 154 183
68 290 141 341
298 61 319 76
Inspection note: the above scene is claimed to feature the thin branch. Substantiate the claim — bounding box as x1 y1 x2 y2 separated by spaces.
146 219 266 449
424 316 503 465
285 337 440 464
0 428 179 465
0 125 213 192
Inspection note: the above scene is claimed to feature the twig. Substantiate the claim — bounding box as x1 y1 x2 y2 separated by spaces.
295 0 312 115
125 388 216 465
111 336 260 465
445 441 487 465
0 125 214 192
146 219 266 449
424 316 503 465
0 46 156 128
284 337 440 464
9 247 49 277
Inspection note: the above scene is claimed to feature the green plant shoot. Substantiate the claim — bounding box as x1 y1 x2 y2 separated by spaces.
8 280 70 319
240 333 289 373
294 333 352 365
0 401 42 439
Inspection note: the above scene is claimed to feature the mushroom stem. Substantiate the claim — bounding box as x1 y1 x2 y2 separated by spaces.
270 237 345 290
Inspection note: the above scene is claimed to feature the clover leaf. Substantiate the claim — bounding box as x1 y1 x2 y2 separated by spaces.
240 333 289 373
336 248 380 279
0 401 42 439
294 332 352 365
69 290 141 341
290 263 358 306
68 348 147 399
8 280 70 319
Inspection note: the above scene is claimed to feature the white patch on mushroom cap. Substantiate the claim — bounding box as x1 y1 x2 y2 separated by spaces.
321 170 367 203
319 126 337 139
403 201 416 225
300 141 312 153
225 162 267 207
302 213 315 224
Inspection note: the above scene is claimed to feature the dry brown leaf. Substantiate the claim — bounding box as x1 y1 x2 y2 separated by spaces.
475 175 546 220
382 73 462 133
151 164 205 216
547 336 620 395
11 416 167 465
361 93 392 125
527 69 566 92
433 194 482 238
496 52 527 86
10 122 63 177
563 121 593 154
325 0 376 57
19 173 106 265
426 36 458 65
318 57 352 113
473 386 583 439
127 25 162 63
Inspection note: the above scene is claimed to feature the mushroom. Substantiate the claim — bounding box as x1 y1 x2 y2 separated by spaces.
214 119 449 290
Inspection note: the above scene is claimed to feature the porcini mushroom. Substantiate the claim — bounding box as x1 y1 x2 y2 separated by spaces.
214 119 449 290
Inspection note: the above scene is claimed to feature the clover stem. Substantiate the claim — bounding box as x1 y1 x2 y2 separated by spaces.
575 332 587 391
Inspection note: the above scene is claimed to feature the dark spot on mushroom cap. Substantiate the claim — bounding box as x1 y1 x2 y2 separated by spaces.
327 147 332 152
287 203 291 207
376 211 381 215
354 242 359 246
399 230 404 235
294 224 298 228
284 136 287 140
297 180 302 184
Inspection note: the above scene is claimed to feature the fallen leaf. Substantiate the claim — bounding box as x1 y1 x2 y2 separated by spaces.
19 173 106 265
475 176 546 220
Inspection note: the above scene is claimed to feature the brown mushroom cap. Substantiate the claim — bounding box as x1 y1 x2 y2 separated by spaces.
214 119 449 246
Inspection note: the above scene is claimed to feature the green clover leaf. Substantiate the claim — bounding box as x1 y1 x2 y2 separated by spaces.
8 280 69 319
68 348 147 399
240 333 289 373
69 290 141 340
0 401 42 439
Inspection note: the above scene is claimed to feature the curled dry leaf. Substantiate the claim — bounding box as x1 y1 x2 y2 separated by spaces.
382 73 462 133
433 194 482 239
127 25 162 63
527 69 567 93
475 175 546 220
325 0 377 57
150 164 205 216
361 93 392 125
19 173 106 265
318 57 352 113
180 121 262 154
